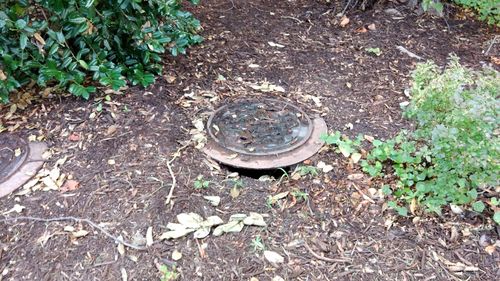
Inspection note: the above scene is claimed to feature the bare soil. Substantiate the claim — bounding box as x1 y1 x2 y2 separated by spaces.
1 1 499 280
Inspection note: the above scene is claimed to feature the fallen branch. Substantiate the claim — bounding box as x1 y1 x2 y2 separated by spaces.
396 45 423 60
304 241 352 263
0 216 147 250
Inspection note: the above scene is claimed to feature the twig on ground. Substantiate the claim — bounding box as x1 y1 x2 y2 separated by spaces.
351 183 376 204
396 46 423 60
0 216 147 250
304 241 352 263
485 35 498 55
165 160 177 205
281 16 303 24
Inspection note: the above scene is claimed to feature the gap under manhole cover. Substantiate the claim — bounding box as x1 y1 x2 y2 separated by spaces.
203 99 327 169
0 134 48 198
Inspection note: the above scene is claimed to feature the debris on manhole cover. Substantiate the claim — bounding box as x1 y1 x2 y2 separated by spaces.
0 133 48 198
203 99 327 169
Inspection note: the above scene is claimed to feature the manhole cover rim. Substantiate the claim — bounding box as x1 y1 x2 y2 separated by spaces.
0 134 30 183
206 98 313 156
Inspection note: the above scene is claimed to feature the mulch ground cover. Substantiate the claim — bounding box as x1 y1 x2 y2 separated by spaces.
1 1 499 280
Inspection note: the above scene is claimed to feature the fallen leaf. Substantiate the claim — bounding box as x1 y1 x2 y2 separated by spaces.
68 133 80 142
165 75 176 83
268 191 289 205
243 212 267 227
34 33 46 45
61 180 80 192
172 249 183 261
159 228 195 240
121 267 128 281
264 250 285 264
107 125 118 136
317 161 334 173
177 213 204 228
117 236 126 255
347 173 364 181
203 196 221 206
268 41 285 48
201 216 224 227
230 186 240 198
339 16 350 27
72 229 89 238
146 227 154 247
367 23 376 30
193 227 211 239
63 225 75 232
485 245 496 255
355 27 367 33
351 153 362 164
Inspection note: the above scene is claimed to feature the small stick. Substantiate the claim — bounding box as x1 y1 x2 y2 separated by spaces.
485 35 498 55
281 16 303 24
165 160 177 205
396 45 423 60
0 216 147 250
351 183 376 204
304 241 352 263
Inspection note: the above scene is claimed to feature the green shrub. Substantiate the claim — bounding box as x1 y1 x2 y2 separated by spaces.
423 0 499 25
361 57 499 222
453 0 500 25
0 0 202 103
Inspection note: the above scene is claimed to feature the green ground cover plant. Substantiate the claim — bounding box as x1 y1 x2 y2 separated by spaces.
362 57 499 222
0 0 202 103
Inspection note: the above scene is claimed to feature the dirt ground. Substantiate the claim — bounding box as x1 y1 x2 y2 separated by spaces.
1 1 499 280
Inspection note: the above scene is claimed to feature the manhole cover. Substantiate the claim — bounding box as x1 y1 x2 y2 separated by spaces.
204 99 328 169
207 99 312 156
0 134 30 182
0 133 48 198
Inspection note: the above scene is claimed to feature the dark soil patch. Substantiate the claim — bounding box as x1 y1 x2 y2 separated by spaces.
1 1 499 281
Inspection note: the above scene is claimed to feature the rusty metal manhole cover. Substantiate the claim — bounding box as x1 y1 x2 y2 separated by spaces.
204 99 327 169
0 133 47 198
0 134 30 182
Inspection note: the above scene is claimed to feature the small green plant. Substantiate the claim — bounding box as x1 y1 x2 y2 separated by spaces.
321 131 364 158
362 57 499 222
366 47 382 56
230 178 245 189
291 189 309 202
250 235 266 252
194 175 210 189
159 265 179 281
296 165 319 177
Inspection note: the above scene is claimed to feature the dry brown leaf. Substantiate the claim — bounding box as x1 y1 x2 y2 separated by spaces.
355 27 367 33
339 16 350 27
34 33 46 45
60 180 80 192
68 133 80 142
107 125 118 136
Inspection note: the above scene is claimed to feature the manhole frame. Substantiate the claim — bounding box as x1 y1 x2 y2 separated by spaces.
0 135 31 183
203 99 328 170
